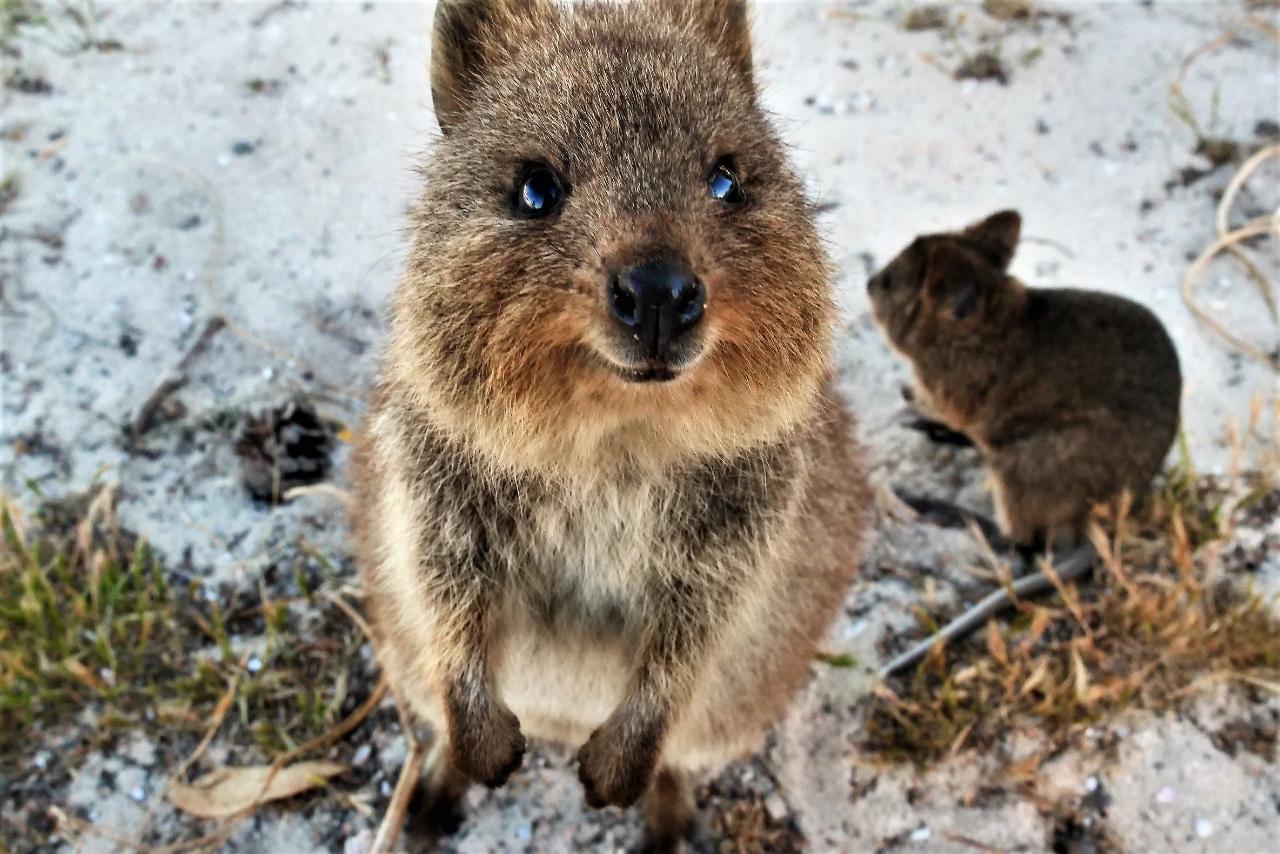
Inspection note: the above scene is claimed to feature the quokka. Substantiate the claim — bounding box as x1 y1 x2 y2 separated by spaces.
867 210 1182 674
352 0 870 847
868 210 1181 551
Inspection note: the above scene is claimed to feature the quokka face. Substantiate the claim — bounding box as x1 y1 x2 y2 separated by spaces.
388 0 833 474
866 210 1023 357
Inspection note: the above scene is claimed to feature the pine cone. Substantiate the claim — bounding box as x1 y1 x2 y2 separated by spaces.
235 400 333 503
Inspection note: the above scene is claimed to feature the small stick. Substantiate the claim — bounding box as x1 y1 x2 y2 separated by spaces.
878 544 1097 677
250 0 297 28
371 732 430 854
125 316 226 439
132 654 246 848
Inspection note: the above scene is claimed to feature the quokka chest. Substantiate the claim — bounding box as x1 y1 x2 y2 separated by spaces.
495 465 786 635
510 484 669 634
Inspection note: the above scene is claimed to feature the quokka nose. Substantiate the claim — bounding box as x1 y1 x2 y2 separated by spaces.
608 258 705 358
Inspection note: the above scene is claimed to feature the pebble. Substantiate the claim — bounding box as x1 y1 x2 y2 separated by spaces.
130 785 146 802
1156 786 1176 804
247 655 263 674
1195 819 1213 838
910 826 931 842
351 744 372 767
343 830 372 854
764 792 788 822
1084 775 1099 793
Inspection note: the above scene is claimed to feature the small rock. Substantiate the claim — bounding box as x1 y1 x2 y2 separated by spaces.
955 51 1009 85
1195 819 1213 838
910 826 931 842
232 140 256 156
343 830 373 854
1156 786 1176 804
764 792 788 822
352 744 372 767
903 6 947 31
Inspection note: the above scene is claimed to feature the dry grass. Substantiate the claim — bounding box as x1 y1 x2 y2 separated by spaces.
864 463 1280 764
0 485 379 851
0 487 222 743
0 172 19 216
0 0 120 54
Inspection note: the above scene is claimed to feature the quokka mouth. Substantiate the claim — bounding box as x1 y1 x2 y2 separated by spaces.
582 346 685 385
618 365 679 384
602 357 680 384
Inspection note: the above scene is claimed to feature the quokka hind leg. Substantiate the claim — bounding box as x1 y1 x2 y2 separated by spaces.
406 736 471 845
643 766 697 854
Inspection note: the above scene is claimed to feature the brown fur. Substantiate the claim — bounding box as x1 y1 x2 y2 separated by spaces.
352 0 869 846
868 210 1183 547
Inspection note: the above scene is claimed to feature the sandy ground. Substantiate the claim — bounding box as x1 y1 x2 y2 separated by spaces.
2 1 1278 852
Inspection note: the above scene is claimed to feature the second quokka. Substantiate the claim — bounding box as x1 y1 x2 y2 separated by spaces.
353 0 869 848
868 210 1182 552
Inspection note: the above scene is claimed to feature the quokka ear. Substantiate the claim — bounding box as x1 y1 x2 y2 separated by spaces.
649 0 754 83
431 0 547 133
961 209 1022 270
922 242 984 324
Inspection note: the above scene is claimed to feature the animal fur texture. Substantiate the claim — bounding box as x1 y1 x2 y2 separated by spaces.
352 0 869 846
868 210 1183 548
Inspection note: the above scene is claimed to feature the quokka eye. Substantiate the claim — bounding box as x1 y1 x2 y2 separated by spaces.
515 165 564 218
707 158 745 205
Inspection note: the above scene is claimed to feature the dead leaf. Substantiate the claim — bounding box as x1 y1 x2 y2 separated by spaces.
169 761 346 818
986 619 1008 665
62 658 105 692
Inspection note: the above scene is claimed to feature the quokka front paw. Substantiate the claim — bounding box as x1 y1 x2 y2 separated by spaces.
576 713 663 809
447 697 526 788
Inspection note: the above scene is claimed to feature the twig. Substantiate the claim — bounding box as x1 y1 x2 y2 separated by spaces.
325 590 377 647
1167 28 1241 141
223 589 390 827
945 832 1008 854
277 676 388 766
1182 215 1279 369
146 598 388 851
125 316 226 440
368 670 427 854
250 0 298 28
283 482 355 509
369 736 427 854
879 545 1097 677
1020 234 1076 259
48 806 149 853
1171 21 1279 369
133 654 247 848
